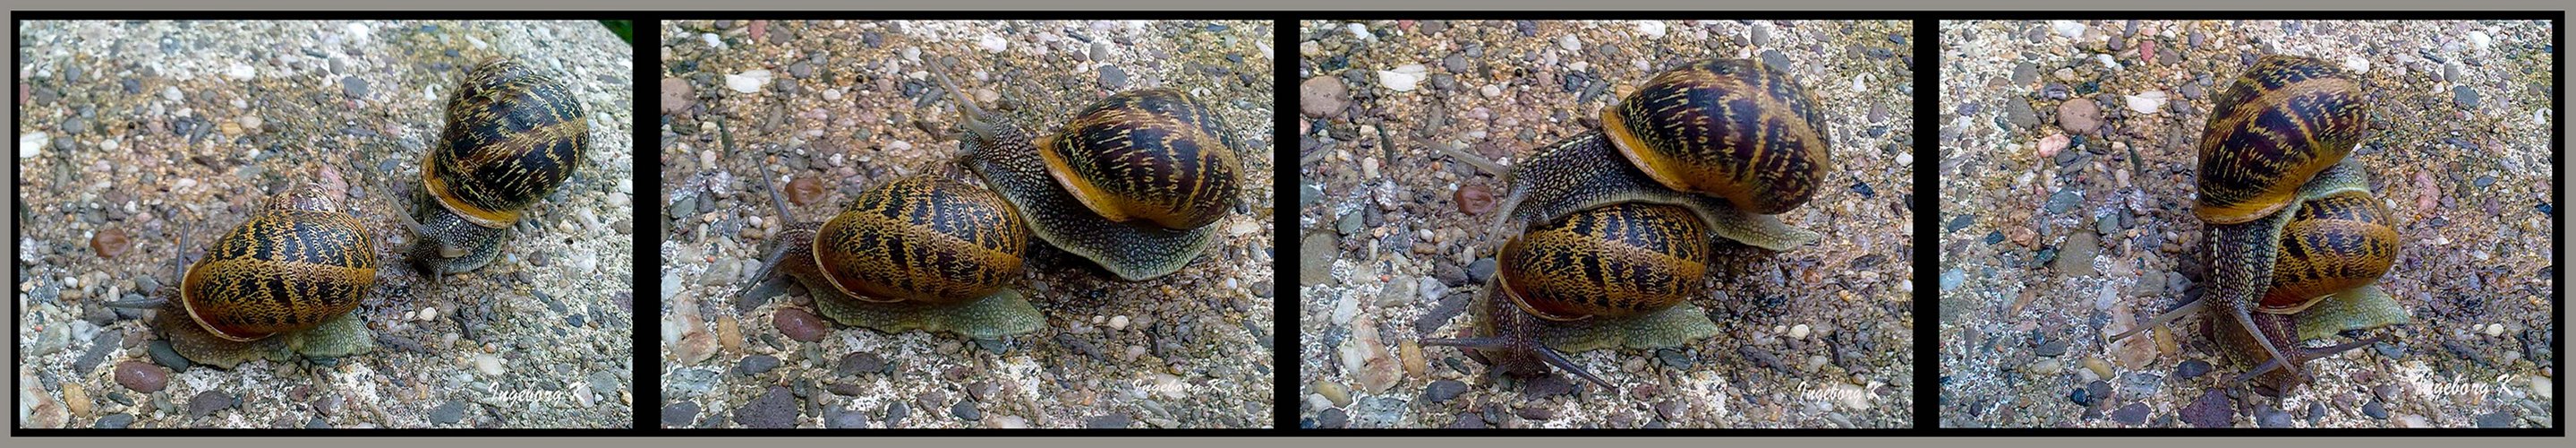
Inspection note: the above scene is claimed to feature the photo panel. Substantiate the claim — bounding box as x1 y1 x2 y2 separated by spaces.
1294 18 1919 429
14 19 639 429
653 19 1278 429
1933 18 2555 429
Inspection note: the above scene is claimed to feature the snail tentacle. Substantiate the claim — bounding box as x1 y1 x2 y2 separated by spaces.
1534 344 1616 392
2106 298 2205 342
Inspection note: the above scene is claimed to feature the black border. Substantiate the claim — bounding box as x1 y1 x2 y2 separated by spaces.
5 8 2563 437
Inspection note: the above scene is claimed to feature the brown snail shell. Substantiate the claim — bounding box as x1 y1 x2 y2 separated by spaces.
796 176 1030 306
1600 57 1830 215
1037 89 1241 230
409 57 588 278
932 66 1224 281
2260 190 2396 314
180 183 379 342
1499 202 1710 322
2193 55 2368 225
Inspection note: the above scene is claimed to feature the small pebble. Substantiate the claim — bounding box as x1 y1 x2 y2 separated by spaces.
115 360 168 392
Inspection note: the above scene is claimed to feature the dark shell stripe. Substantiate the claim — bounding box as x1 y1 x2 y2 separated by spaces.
2195 56 2366 224
433 60 586 223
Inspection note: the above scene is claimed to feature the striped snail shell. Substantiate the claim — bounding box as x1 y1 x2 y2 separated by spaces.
409 58 587 277
795 176 1030 306
1600 57 1830 215
1500 202 1710 322
2260 190 2397 314
932 67 1222 281
2193 55 2368 225
181 182 379 342
1037 89 1242 230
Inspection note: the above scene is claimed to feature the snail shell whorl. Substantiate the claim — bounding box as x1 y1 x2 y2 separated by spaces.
2194 55 2368 225
424 58 588 229
2263 191 2396 314
1500 202 1710 322
1600 58 1830 215
180 184 378 341
812 176 1029 306
1036 89 1241 230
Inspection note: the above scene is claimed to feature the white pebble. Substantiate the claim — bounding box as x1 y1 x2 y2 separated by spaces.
977 35 1009 53
1557 34 1582 51
1480 84 1503 98
2051 21 2086 39
2094 54 2120 70
418 306 439 322
345 22 369 39
1788 324 1812 340
2123 90 2168 115
2341 55 2371 75
1632 21 1668 39
99 139 118 151
1108 315 1130 331
821 89 842 100
1378 69 1421 92
473 354 505 375
225 63 256 80
2468 30 2492 52
19 132 48 159
724 70 772 93
1893 151 1913 167
700 33 724 49
2483 323 2505 337
1344 23 1371 40
161 86 183 102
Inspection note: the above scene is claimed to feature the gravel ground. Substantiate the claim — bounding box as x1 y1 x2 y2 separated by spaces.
655 20 1275 429
15 20 638 428
1296 20 1916 428
1935 20 2554 428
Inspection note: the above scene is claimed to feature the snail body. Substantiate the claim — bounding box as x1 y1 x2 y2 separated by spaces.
933 69 1235 281
1421 57 1831 391
116 183 382 368
407 58 588 280
2111 56 2403 393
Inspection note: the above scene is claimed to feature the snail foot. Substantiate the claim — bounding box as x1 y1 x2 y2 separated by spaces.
2293 284 2410 341
814 288 1045 340
1540 302 1720 353
159 307 372 369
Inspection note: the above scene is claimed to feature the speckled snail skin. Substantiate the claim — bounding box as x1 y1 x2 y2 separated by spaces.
2107 55 2406 393
1424 57 1830 391
109 183 382 368
405 58 587 281
929 65 1240 281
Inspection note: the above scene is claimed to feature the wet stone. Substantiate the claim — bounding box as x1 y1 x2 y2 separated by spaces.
2174 359 2212 379
824 407 869 428
836 352 888 375
95 413 135 429
2475 410 2516 428
950 400 981 421
2112 402 2151 426
2256 407 2295 427
1085 414 1133 428
431 401 467 424
1465 258 1498 284
2179 390 2234 428
1423 380 1469 403
732 386 798 428
188 391 237 418
2362 400 2389 419
735 355 780 376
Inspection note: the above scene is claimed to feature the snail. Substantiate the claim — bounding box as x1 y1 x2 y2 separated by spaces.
107 183 383 368
927 63 1240 281
2107 55 2404 392
403 58 588 282
1421 202 1718 390
730 123 1045 339
1421 57 1830 390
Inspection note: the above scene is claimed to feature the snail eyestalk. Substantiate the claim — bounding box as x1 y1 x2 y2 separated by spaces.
1426 139 1507 177
1419 337 1617 392
926 61 998 145
2106 299 2205 342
